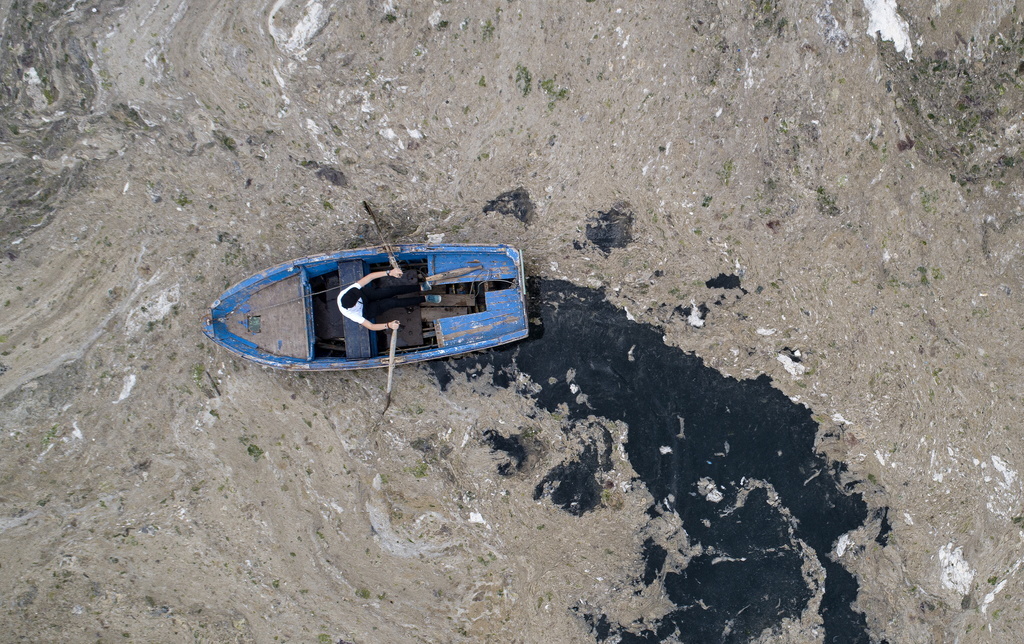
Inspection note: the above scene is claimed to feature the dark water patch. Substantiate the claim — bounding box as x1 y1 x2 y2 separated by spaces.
428 359 455 391
640 538 666 586
409 436 452 461
875 507 892 546
483 187 535 224
483 429 527 475
577 611 613 640
710 292 743 307
15 584 38 608
705 273 743 290
586 203 634 252
432 279 872 642
705 273 747 308
659 487 812 642
533 442 610 516
520 276 547 344
316 165 347 187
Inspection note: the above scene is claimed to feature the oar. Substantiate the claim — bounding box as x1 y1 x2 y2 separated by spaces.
362 200 400 272
422 262 483 285
383 325 399 413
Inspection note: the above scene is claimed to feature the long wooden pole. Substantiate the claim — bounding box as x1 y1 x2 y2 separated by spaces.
422 262 483 284
383 326 399 412
362 201 400 272
363 201 401 413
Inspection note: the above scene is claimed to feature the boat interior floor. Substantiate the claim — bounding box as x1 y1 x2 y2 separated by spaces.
309 261 492 358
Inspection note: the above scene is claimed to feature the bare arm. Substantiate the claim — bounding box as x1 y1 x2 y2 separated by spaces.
354 267 404 331
355 267 403 288
361 319 400 332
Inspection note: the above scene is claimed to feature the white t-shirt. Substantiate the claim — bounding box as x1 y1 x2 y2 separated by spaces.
337 284 366 324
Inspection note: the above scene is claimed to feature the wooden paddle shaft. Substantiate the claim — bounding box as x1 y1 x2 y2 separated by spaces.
363 201 400 271
385 326 399 399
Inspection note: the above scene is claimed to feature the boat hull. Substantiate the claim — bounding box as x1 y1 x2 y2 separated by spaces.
202 243 529 370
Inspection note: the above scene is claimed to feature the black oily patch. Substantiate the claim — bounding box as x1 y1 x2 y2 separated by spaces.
586 203 634 253
315 165 348 187
483 187 535 224
655 487 812 643
705 273 743 290
640 538 667 586
678 302 709 323
576 610 613 640
432 279 872 643
875 507 893 546
533 443 606 516
483 430 527 475
300 159 348 187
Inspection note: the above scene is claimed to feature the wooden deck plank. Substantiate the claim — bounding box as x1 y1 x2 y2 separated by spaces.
434 289 525 348
430 294 481 309
227 274 309 359
378 306 424 347
338 260 374 359
421 306 472 322
430 252 517 282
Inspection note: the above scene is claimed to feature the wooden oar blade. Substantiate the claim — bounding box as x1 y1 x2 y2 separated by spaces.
422 262 483 284
383 327 399 413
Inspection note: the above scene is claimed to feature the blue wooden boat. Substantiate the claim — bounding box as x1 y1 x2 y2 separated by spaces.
202 243 529 370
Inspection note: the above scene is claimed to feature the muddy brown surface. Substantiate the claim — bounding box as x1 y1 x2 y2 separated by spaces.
3 1 1024 642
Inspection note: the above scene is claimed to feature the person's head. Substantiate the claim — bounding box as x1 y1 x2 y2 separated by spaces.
341 288 361 308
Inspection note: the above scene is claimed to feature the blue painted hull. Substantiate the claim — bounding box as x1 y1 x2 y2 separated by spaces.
202 244 529 370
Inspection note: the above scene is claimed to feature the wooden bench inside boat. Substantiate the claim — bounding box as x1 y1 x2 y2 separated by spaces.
338 260 375 359
312 272 345 354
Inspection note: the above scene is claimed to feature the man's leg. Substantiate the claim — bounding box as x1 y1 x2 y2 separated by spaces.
363 283 420 301
363 295 426 320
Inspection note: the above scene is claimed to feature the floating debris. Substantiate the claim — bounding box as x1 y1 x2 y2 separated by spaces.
864 0 914 61
114 374 136 403
939 542 974 595
681 301 708 328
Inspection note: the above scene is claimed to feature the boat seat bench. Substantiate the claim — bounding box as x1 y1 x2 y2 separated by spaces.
338 260 375 359
312 274 346 340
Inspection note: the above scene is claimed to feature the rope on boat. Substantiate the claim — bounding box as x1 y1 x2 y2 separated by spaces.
218 268 513 318
232 283 353 315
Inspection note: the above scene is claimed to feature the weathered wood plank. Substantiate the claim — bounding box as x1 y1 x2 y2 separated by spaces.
378 306 424 347
338 260 375 359
434 290 524 348
430 253 517 282
421 306 472 322
227 274 308 359
426 293 476 308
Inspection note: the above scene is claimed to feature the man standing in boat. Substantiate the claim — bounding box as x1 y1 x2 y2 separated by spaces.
337 267 440 331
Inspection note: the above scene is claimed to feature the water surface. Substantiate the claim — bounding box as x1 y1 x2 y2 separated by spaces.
432 280 871 642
